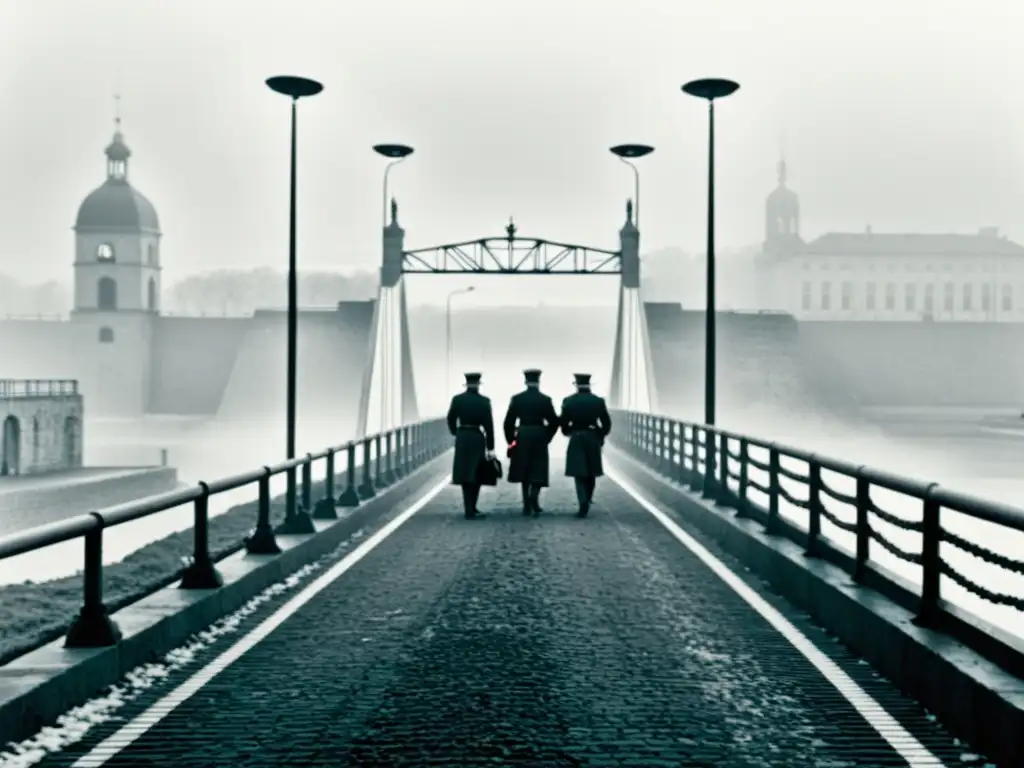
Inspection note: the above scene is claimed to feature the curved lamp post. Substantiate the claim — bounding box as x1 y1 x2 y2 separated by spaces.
681 78 739 430
609 144 654 228
373 144 414 226
266 74 323 536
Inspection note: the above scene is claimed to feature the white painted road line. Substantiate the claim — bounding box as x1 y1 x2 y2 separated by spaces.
71 476 451 768
606 463 946 768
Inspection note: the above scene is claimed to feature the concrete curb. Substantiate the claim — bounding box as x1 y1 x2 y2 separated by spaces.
609 447 1024 768
0 452 452 745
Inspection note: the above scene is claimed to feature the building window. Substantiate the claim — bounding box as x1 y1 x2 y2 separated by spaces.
96 243 115 262
963 283 973 311
885 282 896 310
841 281 852 310
1002 284 1013 312
98 327 114 343
801 281 811 310
147 243 156 265
148 277 158 311
924 283 935 314
943 282 954 312
97 277 118 310
905 283 917 312
865 282 877 310
821 282 831 310
981 284 992 313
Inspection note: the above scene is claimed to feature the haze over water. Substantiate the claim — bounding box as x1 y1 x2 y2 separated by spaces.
1 0 1022 647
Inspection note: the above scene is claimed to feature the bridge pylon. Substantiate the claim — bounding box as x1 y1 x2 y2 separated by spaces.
608 200 657 413
356 199 419 438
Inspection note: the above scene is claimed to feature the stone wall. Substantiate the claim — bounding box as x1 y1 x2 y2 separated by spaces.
0 384 84 475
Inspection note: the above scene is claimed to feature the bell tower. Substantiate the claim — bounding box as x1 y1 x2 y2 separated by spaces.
70 99 162 416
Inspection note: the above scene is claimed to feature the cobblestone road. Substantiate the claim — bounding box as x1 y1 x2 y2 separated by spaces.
31 474 987 767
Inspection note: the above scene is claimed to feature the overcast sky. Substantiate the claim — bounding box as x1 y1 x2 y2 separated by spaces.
1 0 1022 307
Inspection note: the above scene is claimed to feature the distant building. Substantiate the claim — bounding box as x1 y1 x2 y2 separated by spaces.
0 116 375 421
758 160 1024 322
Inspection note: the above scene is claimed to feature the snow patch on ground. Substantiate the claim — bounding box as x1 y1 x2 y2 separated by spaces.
0 526 369 767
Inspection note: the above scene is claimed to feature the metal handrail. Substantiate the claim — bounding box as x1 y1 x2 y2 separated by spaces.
0 418 450 649
0 380 79 398
612 408 1024 672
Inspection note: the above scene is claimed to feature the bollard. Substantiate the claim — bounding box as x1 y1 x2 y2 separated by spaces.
245 469 282 555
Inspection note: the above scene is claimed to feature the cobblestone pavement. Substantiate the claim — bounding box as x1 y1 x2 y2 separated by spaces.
31 474 988 767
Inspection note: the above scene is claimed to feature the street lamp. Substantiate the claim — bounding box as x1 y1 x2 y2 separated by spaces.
373 144 414 226
446 286 475 394
681 78 739 430
609 144 654 228
266 74 323 536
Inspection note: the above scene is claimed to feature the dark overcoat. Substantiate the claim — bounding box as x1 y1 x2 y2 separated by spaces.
446 390 496 485
560 391 612 478
503 388 560 486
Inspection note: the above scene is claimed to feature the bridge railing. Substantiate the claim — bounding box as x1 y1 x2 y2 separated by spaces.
611 409 1024 675
0 417 450 650
0 379 79 398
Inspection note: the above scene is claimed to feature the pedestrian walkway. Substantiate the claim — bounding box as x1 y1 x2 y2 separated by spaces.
28 474 985 767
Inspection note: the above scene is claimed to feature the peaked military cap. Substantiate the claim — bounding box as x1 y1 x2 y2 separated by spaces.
573 373 592 386
464 372 482 385
523 368 542 383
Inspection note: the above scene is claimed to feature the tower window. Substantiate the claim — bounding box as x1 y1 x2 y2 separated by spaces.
97 277 118 310
147 243 157 265
148 277 157 311
96 243 115 262
99 327 114 343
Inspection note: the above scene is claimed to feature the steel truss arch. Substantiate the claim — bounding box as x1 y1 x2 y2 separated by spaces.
401 236 622 275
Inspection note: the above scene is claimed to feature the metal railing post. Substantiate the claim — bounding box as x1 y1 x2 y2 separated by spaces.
313 449 339 520
337 442 360 507
180 483 224 589
358 438 376 499
64 516 122 648
246 469 282 554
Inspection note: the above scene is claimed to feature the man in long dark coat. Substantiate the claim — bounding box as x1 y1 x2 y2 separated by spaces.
447 372 495 520
560 373 612 518
503 368 560 517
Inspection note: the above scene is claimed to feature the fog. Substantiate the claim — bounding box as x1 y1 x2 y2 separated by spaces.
1 1 1022 650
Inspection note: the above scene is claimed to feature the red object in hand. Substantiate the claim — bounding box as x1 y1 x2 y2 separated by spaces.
506 439 517 459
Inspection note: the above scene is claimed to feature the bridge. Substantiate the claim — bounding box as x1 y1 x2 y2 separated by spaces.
0 202 1021 767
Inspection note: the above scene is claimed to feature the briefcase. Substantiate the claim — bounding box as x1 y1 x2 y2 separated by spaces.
477 455 503 486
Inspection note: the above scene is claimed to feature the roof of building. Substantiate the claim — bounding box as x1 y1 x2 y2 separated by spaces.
805 232 1024 257
74 128 160 234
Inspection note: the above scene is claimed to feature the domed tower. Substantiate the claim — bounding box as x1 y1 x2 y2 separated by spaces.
70 108 160 416
764 159 800 253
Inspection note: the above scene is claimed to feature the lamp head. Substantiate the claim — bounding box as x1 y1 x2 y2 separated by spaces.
373 143 415 159
610 144 654 159
681 78 740 101
266 76 324 99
